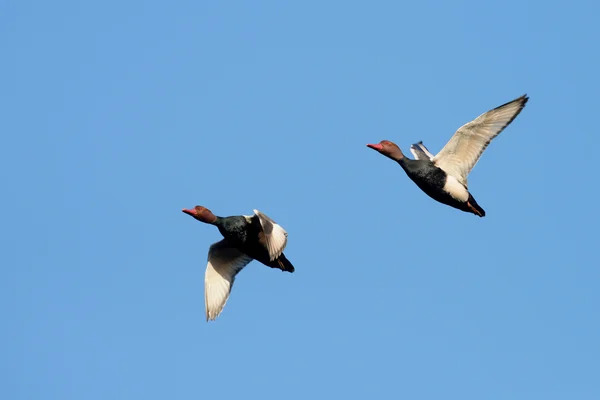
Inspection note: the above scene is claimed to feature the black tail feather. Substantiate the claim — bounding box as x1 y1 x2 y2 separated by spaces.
467 194 486 217
272 253 295 273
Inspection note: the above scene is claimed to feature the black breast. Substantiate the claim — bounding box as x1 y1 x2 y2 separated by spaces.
400 159 450 200
218 215 272 264
217 216 252 245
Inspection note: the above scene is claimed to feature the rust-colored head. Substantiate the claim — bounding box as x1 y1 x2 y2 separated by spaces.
366 140 405 161
182 206 218 224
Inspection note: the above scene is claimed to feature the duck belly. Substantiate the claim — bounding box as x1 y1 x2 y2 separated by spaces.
442 175 469 202
409 169 469 209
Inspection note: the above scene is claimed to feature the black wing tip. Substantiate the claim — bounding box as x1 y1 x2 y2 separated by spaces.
518 94 529 106
494 94 529 112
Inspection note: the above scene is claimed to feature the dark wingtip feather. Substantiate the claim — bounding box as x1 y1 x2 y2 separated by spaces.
494 94 529 111
487 94 529 132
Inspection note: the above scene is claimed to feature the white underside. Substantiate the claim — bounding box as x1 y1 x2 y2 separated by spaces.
443 175 469 202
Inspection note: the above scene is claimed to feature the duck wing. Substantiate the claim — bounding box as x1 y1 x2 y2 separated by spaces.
432 95 528 187
204 239 253 321
409 141 434 160
253 209 288 261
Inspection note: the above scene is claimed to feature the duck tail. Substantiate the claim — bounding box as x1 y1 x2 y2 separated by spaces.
271 253 295 273
467 194 486 217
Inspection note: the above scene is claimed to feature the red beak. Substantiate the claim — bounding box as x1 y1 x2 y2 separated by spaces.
182 208 196 216
366 143 383 151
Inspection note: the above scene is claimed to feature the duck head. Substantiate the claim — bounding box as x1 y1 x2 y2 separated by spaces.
182 206 218 224
366 140 405 161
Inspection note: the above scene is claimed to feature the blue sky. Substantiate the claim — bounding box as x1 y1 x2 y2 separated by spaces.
2 1 599 399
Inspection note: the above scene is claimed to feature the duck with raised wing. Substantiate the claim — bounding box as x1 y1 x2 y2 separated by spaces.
182 206 294 321
367 95 529 217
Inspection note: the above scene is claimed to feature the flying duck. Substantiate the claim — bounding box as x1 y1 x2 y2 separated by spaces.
182 206 294 321
367 95 529 217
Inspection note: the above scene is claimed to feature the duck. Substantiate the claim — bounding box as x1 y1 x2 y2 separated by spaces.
367 95 529 217
182 206 294 321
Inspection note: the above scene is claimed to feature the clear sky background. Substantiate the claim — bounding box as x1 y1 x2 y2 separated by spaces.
2 1 599 399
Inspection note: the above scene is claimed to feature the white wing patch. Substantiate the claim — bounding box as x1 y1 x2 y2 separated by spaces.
433 95 528 187
410 141 434 160
253 209 288 261
204 239 253 321
443 175 469 202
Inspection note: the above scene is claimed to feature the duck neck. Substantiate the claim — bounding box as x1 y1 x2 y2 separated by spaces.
392 151 408 169
397 157 420 173
386 146 405 164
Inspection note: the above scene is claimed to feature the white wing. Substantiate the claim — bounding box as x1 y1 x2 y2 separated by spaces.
410 141 434 160
253 209 288 261
433 95 528 187
204 239 253 321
